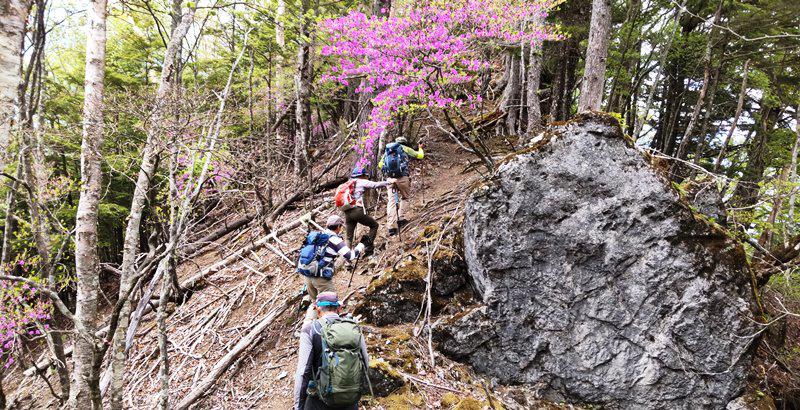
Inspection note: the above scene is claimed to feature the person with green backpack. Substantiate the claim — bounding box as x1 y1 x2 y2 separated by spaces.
378 136 424 236
294 291 372 410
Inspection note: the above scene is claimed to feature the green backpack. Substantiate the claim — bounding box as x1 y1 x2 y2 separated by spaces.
313 317 372 406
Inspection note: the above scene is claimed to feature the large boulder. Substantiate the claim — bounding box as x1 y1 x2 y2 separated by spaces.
436 114 758 409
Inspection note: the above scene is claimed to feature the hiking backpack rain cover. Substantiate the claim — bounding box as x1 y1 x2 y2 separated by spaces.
297 231 332 278
382 142 409 178
314 317 369 407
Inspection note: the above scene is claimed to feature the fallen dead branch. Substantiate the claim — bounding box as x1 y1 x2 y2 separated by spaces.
21 203 329 381
174 294 301 410
182 202 330 290
399 371 464 394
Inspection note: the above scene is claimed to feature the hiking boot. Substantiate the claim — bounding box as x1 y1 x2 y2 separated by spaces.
398 219 409 229
388 228 398 236
363 245 375 257
299 295 310 312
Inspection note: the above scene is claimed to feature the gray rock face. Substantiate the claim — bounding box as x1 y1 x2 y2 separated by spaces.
437 115 757 409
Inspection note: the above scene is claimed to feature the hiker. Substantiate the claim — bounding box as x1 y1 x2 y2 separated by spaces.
297 215 366 325
334 167 397 255
294 291 370 410
378 136 424 236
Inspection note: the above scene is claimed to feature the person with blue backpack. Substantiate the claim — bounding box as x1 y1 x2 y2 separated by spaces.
297 215 366 326
378 136 424 236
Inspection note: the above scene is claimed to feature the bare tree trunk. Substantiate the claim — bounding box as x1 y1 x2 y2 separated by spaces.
105 8 195 407
526 32 544 137
518 43 527 135
1 159 22 264
673 0 723 162
714 59 750 172
605 0 642 114
0 372 5 410
787 106 800 239
294 0 312 180
275 0 285 49
156 257 172 410
732 104 779 209
692 61 722 168
500 50 521 135
272 0 285 166
759 163 790 247
633 1 685 139
548 43 565 121
578 0 612 112
0 0 33 173
21 128 51 278
68 0 107 407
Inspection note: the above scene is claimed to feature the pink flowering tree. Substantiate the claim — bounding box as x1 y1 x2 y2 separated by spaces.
0 262 53 372
320 0 560 169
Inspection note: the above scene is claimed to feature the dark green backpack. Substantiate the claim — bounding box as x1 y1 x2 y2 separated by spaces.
314 317 372 406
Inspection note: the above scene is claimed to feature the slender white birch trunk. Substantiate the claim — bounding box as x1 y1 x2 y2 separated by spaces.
68 0 107 407
0 0 33 173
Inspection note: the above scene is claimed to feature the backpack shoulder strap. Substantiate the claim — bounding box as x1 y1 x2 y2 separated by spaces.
314 232 332 246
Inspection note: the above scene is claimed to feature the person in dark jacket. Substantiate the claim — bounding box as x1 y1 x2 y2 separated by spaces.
294 292 369 410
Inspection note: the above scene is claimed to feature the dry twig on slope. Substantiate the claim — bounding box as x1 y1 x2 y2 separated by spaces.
174 294 300 410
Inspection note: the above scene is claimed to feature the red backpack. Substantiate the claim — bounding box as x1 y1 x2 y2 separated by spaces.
334 180 358 208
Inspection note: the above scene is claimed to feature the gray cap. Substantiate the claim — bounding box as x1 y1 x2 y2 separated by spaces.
326 214 344 228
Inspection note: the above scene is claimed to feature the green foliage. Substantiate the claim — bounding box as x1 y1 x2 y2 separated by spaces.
768 270 800 301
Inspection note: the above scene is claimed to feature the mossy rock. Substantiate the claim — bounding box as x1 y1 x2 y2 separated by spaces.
441 392 461 407
366 358 405 397
354 260 427 326
379 386 424 410
726 391 776 410
453 397 488 410
355 220 472 326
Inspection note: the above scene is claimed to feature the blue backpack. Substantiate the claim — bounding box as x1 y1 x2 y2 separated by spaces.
297 231 333 278
382 142 409 178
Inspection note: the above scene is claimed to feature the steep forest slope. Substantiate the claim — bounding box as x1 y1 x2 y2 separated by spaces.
2 0 800 409
6 128 518 409
5 115 800 410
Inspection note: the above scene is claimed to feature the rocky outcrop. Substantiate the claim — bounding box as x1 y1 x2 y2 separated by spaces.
437 114 758 409
354 225 471 326
366 359 405 397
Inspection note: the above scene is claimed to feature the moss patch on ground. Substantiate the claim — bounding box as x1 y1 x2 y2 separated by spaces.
379 386 425 410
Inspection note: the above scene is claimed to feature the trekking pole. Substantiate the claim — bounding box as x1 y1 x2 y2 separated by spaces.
346 257 360 289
